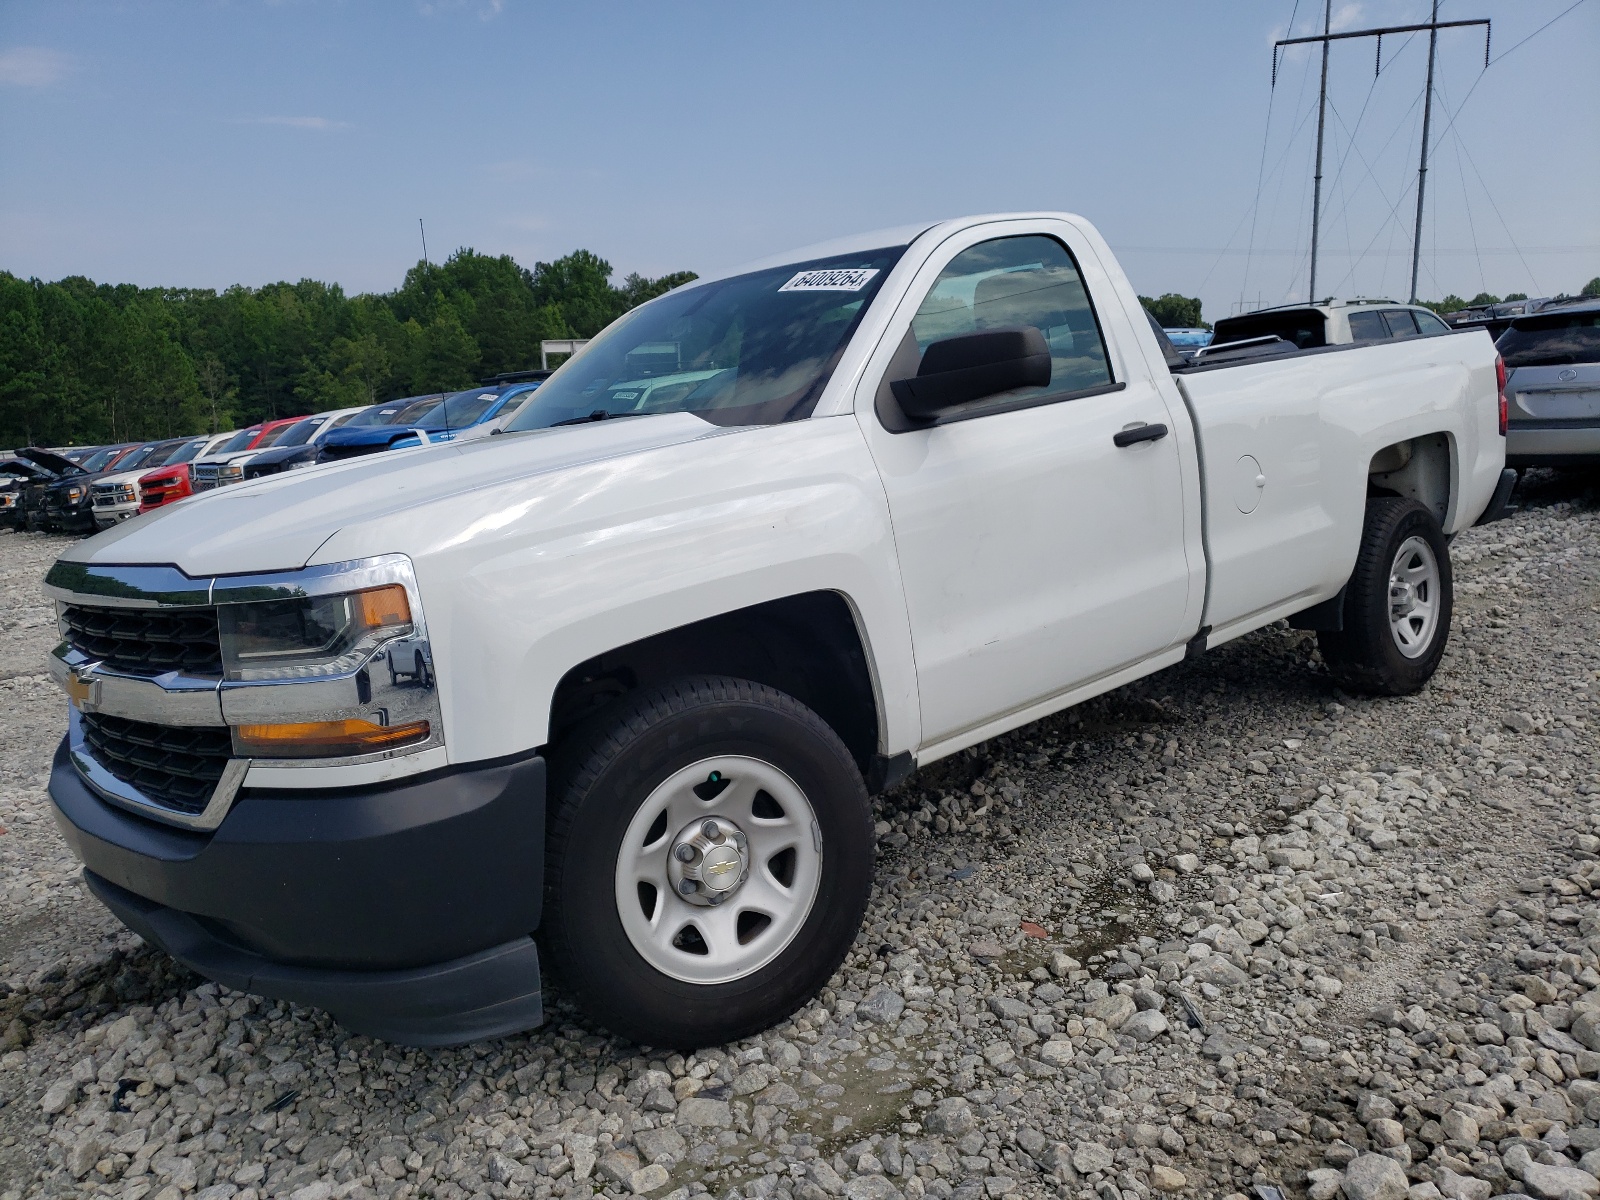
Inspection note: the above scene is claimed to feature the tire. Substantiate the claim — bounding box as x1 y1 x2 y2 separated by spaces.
543 676 874 1048
1319 496 1453 696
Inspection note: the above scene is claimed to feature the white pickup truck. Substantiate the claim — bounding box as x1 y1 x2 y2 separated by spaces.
44 212 1514 1049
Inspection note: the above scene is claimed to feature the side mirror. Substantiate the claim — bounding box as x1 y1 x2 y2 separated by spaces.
890 327 1051 419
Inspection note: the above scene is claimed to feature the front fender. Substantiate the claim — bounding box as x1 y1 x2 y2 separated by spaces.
319 418 919 766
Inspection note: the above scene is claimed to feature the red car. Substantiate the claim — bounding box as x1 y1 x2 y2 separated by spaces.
138 462 193 513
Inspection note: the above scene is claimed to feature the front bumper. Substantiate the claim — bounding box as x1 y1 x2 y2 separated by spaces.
92 501 140 528
50 737 548 1044
46 502 97 532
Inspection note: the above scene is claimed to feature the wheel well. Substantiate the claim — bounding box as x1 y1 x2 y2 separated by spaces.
1367 433 1452 524
546 591 882 779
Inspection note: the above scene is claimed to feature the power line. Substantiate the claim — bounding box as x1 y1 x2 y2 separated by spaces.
1488 0 1590 65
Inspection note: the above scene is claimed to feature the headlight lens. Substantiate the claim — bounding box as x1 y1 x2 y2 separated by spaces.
67 485 85 502
218 584 413 681
218 463 243 483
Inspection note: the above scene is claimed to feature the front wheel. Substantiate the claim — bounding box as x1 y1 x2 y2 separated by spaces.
543 677 874 1048
1319 496 1453 695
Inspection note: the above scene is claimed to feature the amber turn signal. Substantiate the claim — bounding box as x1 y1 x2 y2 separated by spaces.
234 718 430 758
357 584 411 630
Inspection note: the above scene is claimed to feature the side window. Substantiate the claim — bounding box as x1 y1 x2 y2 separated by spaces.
1382 310 1421 339
911 235 1113 397
1414 310 1451 335
1348 310 1387 342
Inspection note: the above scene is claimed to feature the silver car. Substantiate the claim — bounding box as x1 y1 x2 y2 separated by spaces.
1498 297 1600 468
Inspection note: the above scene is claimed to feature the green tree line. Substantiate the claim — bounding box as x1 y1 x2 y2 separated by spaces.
0 249 696 449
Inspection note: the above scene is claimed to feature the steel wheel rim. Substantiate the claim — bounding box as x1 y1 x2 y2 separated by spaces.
614 755 822 985
1388 535 1440 659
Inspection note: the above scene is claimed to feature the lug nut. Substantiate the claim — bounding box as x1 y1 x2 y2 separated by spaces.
701 819 723 841
674 843 696 862
678 879 698 895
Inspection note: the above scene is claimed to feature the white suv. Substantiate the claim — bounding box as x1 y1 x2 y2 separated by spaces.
1210 298 1455 353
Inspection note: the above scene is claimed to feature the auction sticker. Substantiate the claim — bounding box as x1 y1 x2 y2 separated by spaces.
778 267 880 293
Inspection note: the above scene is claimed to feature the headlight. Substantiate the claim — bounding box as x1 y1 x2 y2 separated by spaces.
218 463 243 483
67 485 85 502
116 484 136 502
218 584 413 681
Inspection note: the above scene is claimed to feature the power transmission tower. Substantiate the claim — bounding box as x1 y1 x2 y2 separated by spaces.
1274 8 1490 305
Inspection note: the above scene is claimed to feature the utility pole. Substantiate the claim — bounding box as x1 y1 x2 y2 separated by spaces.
1309 0 1331 304
1409 0 1440 304
1273 10 1489 306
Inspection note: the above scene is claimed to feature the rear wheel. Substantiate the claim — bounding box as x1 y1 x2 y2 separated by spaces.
1319 497 1453 695
543 676 873 1048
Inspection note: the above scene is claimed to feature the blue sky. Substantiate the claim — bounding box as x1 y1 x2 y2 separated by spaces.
2 1 1596 321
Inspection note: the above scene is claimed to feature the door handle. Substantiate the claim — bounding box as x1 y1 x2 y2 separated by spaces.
1113 422 1169 448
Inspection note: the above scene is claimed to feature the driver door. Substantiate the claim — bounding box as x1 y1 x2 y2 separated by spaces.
856 221 1196 751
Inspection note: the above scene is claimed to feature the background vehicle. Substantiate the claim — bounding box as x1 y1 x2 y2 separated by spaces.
1162 326 1212 354
314 392 516 460
8 447 91 531
1497 296 1600 468
42 441 154 532
90 436 206 529
133 432 236 514
1 457 56 527
1209 298 1455 351
45 212 1506 1049
240 407 369 479
190 416 308 491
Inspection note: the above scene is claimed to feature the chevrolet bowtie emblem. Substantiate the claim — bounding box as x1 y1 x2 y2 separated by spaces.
65 670 97 708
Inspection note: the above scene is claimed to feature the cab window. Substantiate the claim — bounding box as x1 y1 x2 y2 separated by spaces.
1382 310 1420 339
1349 311 1388 341
910 235 1113 397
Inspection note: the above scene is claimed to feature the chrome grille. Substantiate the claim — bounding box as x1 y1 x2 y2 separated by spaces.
61 604 223 676
79 712 232 815
192 463 219 491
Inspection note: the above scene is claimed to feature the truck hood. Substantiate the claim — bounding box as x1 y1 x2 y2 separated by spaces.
94 467 156 489
62 413 724 576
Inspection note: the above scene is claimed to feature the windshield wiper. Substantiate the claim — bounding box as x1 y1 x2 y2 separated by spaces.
549 410 647 427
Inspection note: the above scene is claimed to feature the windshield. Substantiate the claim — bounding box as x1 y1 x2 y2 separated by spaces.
418 389 505 430
215 428 259 454
272 417 325 447
338 396 443 428
118 445 163 471
165 438 209 465
506 247 905 431
1498 311 1600 368
81 446 123 472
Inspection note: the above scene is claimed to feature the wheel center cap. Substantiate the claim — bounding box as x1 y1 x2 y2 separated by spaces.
667 816 750 906
700 845 743 891
1390 582 1416 617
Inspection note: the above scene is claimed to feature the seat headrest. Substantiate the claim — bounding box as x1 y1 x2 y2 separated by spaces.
973 267 1088 332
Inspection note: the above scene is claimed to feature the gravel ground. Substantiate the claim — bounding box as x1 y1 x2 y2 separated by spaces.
3 470 1599 1200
